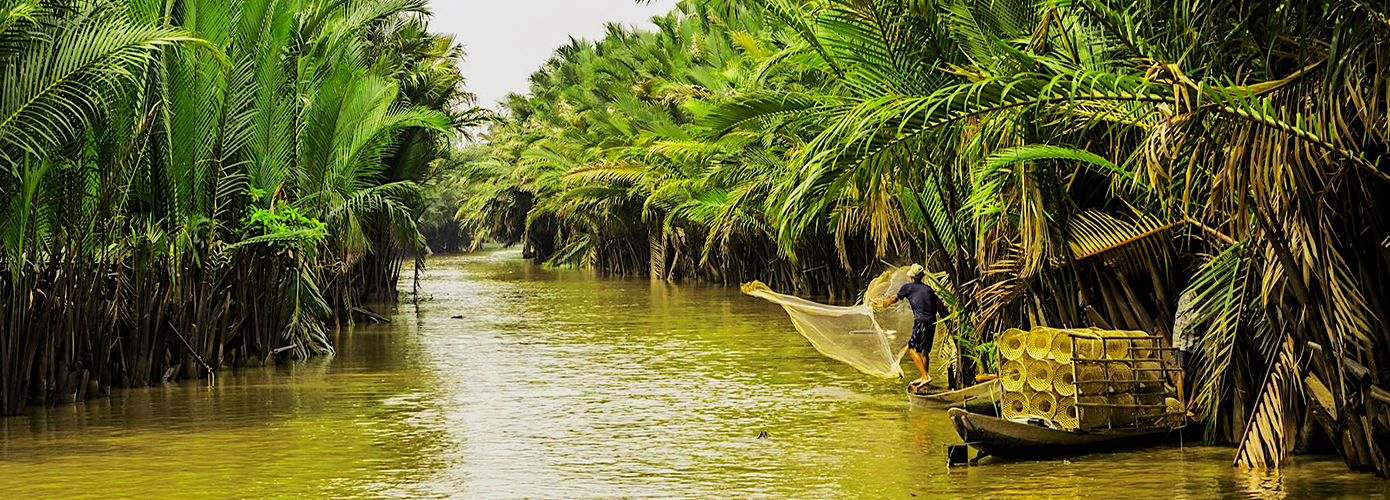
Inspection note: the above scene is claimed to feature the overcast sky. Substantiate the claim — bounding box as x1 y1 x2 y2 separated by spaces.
430 1 680 110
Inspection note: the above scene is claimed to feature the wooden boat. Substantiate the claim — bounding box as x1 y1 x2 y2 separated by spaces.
948 407 1173 459
907 379 1000 415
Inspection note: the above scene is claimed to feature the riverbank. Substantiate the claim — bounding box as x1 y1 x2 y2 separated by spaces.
1 250 1383 498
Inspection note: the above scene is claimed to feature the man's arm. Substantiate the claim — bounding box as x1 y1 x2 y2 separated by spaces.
872 285 909 310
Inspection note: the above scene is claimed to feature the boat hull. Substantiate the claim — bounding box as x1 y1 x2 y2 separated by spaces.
948 408 1172 459
907 380 1000 415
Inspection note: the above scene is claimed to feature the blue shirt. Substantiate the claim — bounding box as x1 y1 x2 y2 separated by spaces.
896 281 937 323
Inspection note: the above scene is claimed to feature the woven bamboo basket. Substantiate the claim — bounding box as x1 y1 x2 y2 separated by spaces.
1000 360 1027 392
1136 394 1167 425
1134 360 1164 390
1029 391 1058 420
1055 396 1079 430
1102 333 1133 360
1049 329 1074 363
1071 334 1104 360
998 328 1028 361
1078 395 1111 429
1165 397 1186 427
1026 328 1054 360
1002 390 1029 420
1053 366 1077 397
1076 363 1108 395
1026 359 1056 392
1110 393 1138 426
1107 361 1135 392
1126 331 1158 359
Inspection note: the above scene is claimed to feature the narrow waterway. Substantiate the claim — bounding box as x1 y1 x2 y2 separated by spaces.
1 249 1384 498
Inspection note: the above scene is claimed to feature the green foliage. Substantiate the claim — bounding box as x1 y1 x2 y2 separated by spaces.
452 2 1390 467
0 0 475 413
242 206 328 247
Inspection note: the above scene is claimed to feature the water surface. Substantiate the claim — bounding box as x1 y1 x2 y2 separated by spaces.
1 249 1384 498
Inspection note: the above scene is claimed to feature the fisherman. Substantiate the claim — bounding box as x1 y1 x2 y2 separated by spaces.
873 264 937 391
1171 289 1199 419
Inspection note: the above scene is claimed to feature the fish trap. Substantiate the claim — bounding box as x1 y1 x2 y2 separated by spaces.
1053 367 1076 397
1078 396 1111 429
1000 359 1028 392
1126 331 1159 359
1110 393 1138 426
1107 362 1136 393
1026 328 1053 360
998 328 1028 361
1135 394 1170 426
1067 332 1104 361
1102 334 1134 360
1029 391 1058 420
1134 360 1165 390
1165 397 1186 427
1027 359 1056 392
1049 329 1074 363
1002 391 1029 420
1075 364 1109 395
1054 396 1079 430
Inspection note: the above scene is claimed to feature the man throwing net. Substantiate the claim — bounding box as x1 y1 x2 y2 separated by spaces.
874 264 937 391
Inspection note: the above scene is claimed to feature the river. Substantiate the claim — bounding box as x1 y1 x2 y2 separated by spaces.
1 249 1384 498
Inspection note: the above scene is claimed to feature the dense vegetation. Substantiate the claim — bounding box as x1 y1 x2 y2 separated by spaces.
0 0 481 415
443 0 1390 476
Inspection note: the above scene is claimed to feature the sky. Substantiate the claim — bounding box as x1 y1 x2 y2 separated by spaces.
429 1 681 111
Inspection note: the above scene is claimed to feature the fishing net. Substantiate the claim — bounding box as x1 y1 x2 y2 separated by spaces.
741 267 918 378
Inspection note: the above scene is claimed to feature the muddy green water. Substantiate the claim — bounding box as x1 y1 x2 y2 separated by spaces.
1 249 1386 499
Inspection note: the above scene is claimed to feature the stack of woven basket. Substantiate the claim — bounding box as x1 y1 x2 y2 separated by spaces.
996 326 1182 430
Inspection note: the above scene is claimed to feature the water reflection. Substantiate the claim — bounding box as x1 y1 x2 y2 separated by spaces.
0 248 1386 499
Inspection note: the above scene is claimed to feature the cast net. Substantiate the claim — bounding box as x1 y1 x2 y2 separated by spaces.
741 267 918 378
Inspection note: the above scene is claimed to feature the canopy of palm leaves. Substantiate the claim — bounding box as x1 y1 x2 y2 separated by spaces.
447 0 1390 477
0 0 482 415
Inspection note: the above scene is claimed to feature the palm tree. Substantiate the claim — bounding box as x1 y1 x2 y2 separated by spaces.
0 0 471 414
460 0 1390 476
